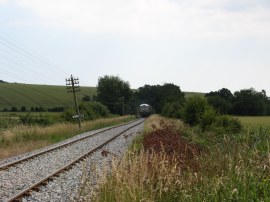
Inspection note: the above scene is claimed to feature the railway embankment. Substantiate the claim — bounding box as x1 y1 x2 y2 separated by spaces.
90 115 270 202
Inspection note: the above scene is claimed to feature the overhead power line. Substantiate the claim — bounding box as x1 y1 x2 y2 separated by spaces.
0 31 74 85
0 30 69 77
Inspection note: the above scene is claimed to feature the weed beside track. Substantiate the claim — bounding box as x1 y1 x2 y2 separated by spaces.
143 120 201 170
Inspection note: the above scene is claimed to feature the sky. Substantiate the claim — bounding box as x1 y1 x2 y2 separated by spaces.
0 0 270 94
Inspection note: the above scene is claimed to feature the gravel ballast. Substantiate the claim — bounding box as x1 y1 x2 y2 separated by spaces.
0 119 144 201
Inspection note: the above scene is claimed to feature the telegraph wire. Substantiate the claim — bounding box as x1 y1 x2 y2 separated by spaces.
0 49 62 84
0 41 62 84
0 31 90 87
0 62 40 84
0 34 100 115
0 32 92 109
0 30 69 77
0 54 59 84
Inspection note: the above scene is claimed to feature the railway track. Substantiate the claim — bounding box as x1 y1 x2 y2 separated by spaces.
0 118 144 201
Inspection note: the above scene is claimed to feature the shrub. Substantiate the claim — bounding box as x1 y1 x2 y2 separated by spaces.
62 108 76 122
19 113 33 125
11 107 18 112
212 115 242 133
21 106 27 112
183 96 207 126
161 102 182 119
19 113 57 126
38 107 47 112
79 102 110 120
199 107 218 132
63 102 110 122
48 107 65 112
35 114 56 125
82 95 91 102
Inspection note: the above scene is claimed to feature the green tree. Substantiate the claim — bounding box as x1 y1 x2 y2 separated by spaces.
205 88 233 114
218 88 233 100
11 107 18 112
231 88 268 115
183 96 207 126
21 106 27 112
82 95 91 102
206 88 233 100
97 75 132 115
137 83 185 113
206 96 232 114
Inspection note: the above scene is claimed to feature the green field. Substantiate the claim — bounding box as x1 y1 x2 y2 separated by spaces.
184 91 205 97
236 116 270 130
0 83 96 110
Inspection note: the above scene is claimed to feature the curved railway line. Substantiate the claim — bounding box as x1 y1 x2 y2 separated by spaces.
0 118 145 202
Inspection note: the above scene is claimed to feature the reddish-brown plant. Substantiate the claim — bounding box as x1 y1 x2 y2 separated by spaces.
143 119 201 170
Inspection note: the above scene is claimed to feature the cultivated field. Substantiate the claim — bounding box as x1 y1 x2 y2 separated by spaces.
236 116 270 130
0 83 96 110
184 91 205 97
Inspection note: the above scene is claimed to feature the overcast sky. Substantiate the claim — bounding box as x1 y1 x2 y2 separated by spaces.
0 0 270 94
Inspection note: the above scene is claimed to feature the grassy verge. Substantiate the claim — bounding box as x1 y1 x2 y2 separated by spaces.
0 115 135 160
91 115 270 202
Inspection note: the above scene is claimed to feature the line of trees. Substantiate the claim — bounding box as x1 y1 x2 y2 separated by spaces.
95 75 270 117
205 88 270 116
95 75 185 117
2 106 65 112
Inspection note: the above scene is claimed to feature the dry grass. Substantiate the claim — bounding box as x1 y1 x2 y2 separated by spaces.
95 150 183 202
143 114 186 133
0 140 49 159
0 116 135 160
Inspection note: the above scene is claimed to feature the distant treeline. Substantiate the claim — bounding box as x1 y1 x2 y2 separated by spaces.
95 75 270 117
2 106 65 112
135 85 270 116
205 88 270 116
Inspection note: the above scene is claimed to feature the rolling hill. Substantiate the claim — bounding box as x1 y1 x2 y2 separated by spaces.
0 83 96 110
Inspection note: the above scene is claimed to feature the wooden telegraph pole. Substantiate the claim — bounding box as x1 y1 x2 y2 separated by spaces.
66 75 82 128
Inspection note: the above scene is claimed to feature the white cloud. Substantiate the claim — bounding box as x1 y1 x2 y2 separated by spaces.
10 0 270 38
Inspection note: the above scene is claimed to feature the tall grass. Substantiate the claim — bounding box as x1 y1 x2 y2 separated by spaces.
0 115 135 160
90 115 270 202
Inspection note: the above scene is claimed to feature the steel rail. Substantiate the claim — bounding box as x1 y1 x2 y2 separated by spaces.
0 118 140 170
5 119 144 202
